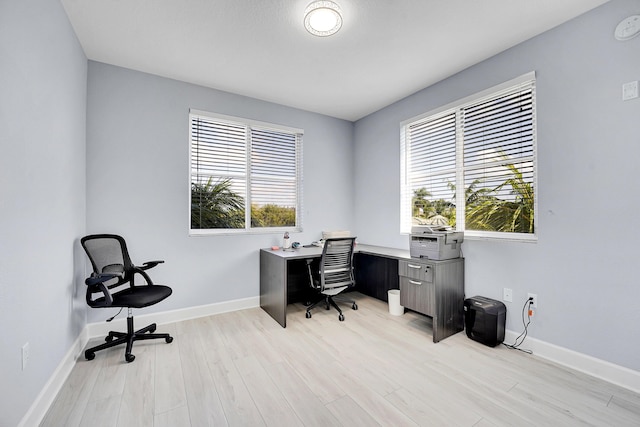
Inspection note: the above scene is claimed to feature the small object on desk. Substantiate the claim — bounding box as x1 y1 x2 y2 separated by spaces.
271 245 280 251
303 244 315 248
292 242 300 249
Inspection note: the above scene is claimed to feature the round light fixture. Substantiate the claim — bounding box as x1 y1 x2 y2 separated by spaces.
304 1 343 37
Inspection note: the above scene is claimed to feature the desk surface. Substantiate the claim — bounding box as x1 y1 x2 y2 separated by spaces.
260 243 464 265
261 243 413 261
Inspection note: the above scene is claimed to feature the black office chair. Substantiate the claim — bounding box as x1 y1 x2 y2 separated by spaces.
306 237 358 321
81 234 173 363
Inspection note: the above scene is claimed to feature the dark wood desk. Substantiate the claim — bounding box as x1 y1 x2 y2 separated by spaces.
259 244 465 342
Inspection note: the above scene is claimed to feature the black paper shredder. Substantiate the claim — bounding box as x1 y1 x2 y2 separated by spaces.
464 296 506 347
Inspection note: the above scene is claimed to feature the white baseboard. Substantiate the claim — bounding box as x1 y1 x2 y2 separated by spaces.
19 296 259 427
505 330 640 394
18 334 85 427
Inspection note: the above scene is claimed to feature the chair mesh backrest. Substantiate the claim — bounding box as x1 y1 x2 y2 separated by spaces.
320 238 356 291
81 235 131 278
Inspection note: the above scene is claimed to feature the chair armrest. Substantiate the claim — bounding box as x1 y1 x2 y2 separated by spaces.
140 260 164 270
132 260 164 286
85 274 116 306
85 273 119 286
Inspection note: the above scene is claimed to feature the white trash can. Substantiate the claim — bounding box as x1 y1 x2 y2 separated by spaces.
387 289 404 316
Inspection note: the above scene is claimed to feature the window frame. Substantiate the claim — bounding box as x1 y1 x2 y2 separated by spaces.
189 109 304 236
400 72 537 242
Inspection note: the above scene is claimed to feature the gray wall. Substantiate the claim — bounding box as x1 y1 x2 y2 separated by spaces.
0 0 87 425
353 0 640 371
85 62 355 322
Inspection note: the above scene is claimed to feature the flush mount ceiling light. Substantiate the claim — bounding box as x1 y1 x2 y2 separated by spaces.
304 1 343 37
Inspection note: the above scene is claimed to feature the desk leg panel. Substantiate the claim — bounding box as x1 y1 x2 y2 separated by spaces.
260 250 287 327
433 259 465 343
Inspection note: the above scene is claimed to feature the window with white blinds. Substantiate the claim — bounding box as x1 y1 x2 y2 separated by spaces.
190 110 303 234
401 72 537 240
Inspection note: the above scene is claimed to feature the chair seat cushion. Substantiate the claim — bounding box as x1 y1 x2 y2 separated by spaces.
103 285 172 308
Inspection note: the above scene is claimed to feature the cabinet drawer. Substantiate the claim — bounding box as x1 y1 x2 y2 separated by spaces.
399 276 435 316
398 260 433 282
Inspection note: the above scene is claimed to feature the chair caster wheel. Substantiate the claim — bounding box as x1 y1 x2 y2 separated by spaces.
85 351 95 361
105 335 114 343
306 311 312 319
166 336 173 343
338 314 345 321
149 324 157 333
125 354 135 363
352 303 358 310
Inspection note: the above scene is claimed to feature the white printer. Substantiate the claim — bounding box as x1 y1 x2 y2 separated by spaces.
409 226 463 260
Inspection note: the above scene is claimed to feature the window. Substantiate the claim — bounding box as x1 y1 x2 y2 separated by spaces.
401 72 537 240
190 110 303 234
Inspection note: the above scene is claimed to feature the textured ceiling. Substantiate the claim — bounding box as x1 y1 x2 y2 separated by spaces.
61 0 610 121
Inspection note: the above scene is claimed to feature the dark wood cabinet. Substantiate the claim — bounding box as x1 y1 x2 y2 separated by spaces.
354 253 398 302
399 258 465 342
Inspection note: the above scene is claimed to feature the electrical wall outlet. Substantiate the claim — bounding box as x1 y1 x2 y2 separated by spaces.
22 342 30 370
527 293 538 308
623 81 639 101
503 288 513 302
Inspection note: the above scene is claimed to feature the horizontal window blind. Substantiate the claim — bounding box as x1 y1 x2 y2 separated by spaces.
461 81 535 235
251 128 298 208
407 111 457 187
190 111 303 233
401 73 537 239
401 111 457 233
191 117 247 183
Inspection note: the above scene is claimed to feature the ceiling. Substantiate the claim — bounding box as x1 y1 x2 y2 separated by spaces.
61 0 610 121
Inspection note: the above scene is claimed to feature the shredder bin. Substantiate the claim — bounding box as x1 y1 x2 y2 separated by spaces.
464 296 506 347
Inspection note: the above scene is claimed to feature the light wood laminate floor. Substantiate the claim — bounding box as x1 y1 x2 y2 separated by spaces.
42 293 640 426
